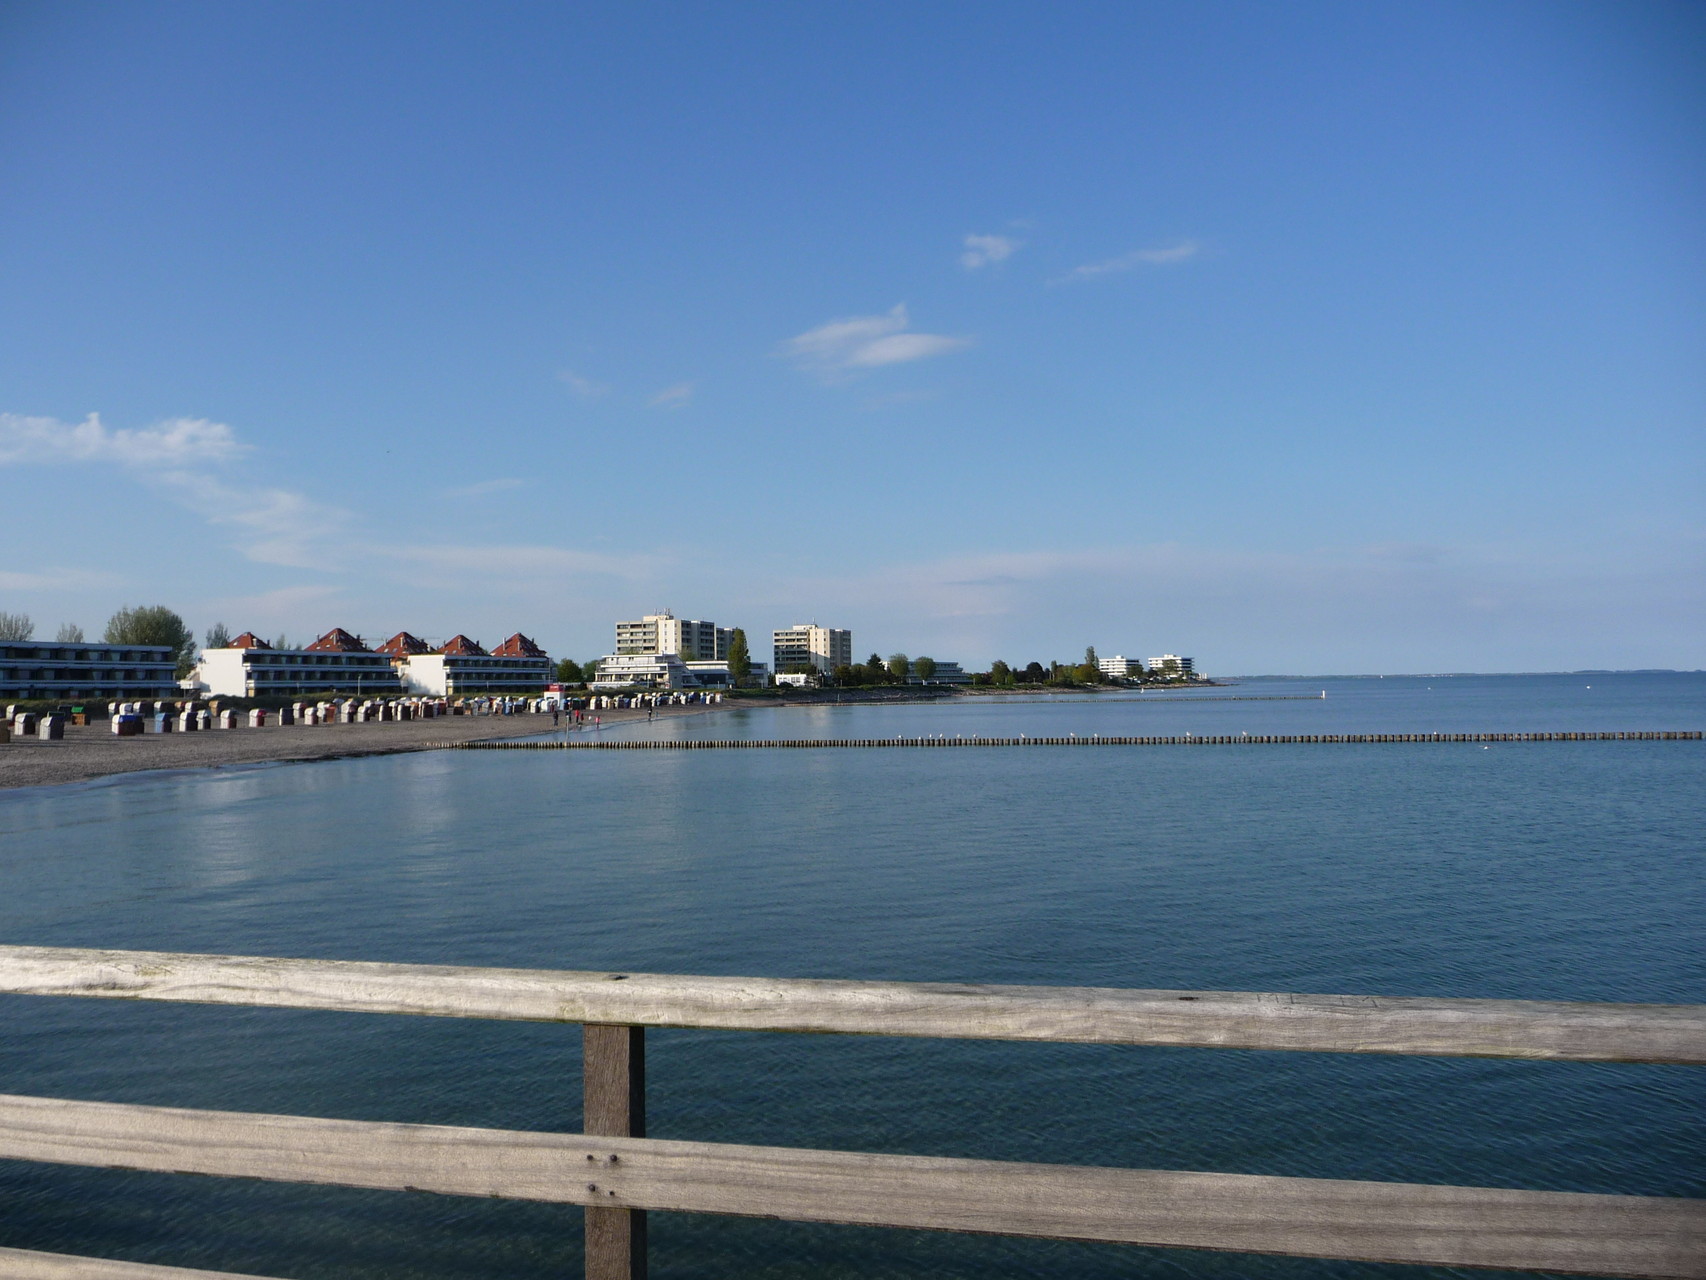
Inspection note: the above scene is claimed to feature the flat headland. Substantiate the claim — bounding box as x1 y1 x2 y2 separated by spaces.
0 704 711 791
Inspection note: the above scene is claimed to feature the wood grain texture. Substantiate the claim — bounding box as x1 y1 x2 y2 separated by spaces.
0 1247 284 1279
0 1094 1700 1278
1 945 1702 1062
584 1024 646 1280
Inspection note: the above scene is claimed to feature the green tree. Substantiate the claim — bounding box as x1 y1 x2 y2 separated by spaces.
832 664 856 687
727 628 751 685
105 605 196 677
555 658 585 684
913 655 937 682
989 659 1013 686
1021 661 1047 683
205 622 232 650
887 653 910 681
55 622 85 643
1084 645 1099 669
0 611 33 641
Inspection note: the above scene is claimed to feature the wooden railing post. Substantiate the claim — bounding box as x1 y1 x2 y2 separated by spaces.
583 1024 646 1280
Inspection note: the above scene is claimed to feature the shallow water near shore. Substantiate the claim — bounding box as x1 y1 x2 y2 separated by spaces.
1 673 1703 1278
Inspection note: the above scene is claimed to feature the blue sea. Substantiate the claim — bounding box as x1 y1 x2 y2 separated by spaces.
2 672 1703 1278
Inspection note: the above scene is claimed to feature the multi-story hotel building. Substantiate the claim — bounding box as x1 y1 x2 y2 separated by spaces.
904 660 971 685
389 633 553 696
1097 655 1145 679
0 640 179 702
1146 654 1196 678
198 630 404 698
614 611 731 661
772 623 852 676
200 629 552 698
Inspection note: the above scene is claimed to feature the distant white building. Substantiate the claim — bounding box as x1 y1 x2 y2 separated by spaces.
1147 655 1196 678
1 640 178 702
198 630 403 698
772 623 852 677
380 632 552 696
591 652 696 690
615 611 731 661
905 660 971 685
1097 655 1144 679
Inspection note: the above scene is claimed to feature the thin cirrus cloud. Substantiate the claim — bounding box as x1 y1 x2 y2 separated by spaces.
557 369 610 398
448 477 527 498
960 233 1022 270
1057 240 1201 282
647 383 694 409
0 412 244 466
0 410 346 571
780 304 970 378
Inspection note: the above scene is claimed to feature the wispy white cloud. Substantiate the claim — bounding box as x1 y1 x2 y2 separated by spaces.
1058 240 1200 282
0 413 244 467
381 543 657 582
205 583 347 625
960 233 1022 270
780 305 970 378
448 477 527 498
149 470 353 571
647 383 694 409
557 369 610 398
0 567 121 591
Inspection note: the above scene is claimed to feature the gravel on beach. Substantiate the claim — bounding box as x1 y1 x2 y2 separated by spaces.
0 707 703 792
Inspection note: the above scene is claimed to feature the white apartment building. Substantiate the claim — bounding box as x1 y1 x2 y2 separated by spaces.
615 611 731 661
905 660 971 685
1097 655 1145 679
0 641 178 701
384 633 553 696
591 653 767 691
591 652 696 690
772 623 852 676
1147 655 1196 678
198 630 404 698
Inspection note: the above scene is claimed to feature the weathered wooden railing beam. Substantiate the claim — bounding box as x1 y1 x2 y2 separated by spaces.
0 1095 1699 1279
584 1024 647 1280
1 945 1701 1063
0 1247 286 1280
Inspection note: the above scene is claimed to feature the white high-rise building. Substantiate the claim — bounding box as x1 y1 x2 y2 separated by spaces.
772 623 853 676
1146 655 1195 678
614 611 731 661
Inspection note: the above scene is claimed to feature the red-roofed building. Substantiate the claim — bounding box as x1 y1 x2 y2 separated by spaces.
492 633 547 658
306 628 371 653
197 627 402 697
374 632 432 657
395 631 551 695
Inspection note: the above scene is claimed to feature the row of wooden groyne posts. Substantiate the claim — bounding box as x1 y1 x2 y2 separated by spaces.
451 729 1704 750
0 944 1701 1280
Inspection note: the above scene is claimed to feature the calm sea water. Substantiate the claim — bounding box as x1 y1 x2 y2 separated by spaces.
2 673 1702 1278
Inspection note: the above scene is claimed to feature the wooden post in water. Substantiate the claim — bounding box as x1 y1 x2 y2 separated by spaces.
584 1024 647 1280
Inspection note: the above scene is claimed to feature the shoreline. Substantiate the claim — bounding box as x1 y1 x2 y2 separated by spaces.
0 704 712 793
3 684 1232 792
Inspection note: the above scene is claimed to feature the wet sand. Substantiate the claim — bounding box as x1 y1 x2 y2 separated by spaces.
0 705 711 791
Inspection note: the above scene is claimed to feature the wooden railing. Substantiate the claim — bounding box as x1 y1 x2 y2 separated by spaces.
0 945 1702 1280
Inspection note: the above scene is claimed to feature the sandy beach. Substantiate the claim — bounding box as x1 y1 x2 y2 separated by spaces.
0 705 711 791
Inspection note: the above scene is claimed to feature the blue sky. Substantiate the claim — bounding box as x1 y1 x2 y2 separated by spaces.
2 1 1701 673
